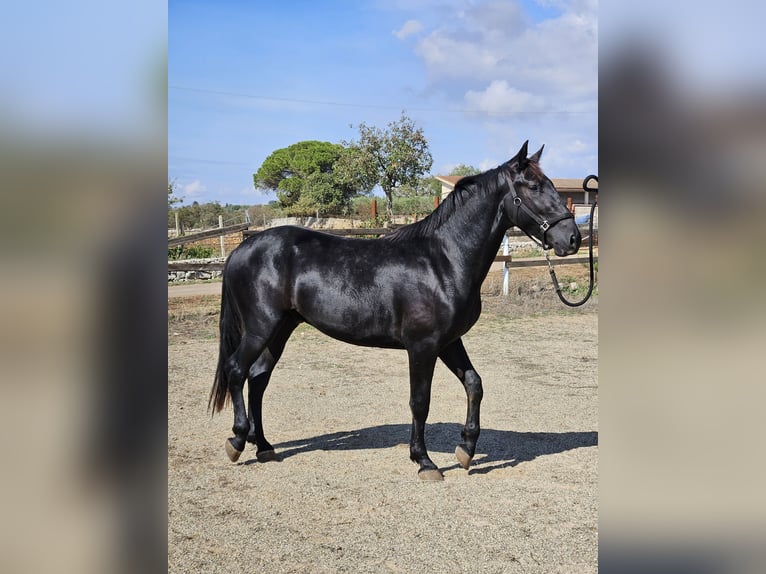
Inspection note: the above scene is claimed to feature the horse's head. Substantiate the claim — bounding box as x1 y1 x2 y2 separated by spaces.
501 141 581 256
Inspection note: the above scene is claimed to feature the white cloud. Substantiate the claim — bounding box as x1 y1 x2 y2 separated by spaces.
415 32 499 82
180 179 207 200
413 0 597 104
564 138 589 153
393 19 424 40
464 80 546 115
478 158 499 171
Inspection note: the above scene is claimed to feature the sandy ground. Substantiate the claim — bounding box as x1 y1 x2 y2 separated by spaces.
168 279 598 573
168 281 222 298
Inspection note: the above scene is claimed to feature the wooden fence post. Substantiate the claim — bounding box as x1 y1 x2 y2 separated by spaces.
434 195 440 209
219 215 225 257
371 198 377 222
174 211 181 237
502 235 510 296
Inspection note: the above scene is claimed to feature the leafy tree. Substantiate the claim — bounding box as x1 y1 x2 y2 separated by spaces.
449 164 481 177
168 180 182 208
299 172 350 214
331 145 378 197
342 112 433 216
247 203 280 226
399 176 441 198
199 202 224 227
419 176 443 197
172 200 225 230
253 141 369 215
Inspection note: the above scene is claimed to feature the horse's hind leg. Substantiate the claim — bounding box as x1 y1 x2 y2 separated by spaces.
439 338 483 470
246 316 298 462
223 333 264 461
224 315 286 462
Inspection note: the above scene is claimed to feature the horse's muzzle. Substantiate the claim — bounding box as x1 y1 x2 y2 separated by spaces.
551 227 581 257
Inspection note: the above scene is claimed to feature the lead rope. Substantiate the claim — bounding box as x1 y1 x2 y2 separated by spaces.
546 175 598 307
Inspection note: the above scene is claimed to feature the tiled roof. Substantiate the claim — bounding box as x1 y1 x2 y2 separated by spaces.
435 175 595 192
434 175 464 186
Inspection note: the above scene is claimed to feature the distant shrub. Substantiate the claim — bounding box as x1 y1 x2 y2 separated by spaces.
168 244 216 260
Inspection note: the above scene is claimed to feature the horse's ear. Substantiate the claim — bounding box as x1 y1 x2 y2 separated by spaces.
513 140 529 169
529 144 544 163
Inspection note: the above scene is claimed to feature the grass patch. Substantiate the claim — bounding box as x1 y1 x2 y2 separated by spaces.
168 244 217 260
555 275 598 299
168 295 220 340
510 245 545 258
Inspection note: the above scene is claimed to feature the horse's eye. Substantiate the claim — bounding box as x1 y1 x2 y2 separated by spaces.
528 184 539 192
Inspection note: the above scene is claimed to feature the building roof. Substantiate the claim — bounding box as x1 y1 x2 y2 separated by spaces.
434 175 464 186
435 175 595 192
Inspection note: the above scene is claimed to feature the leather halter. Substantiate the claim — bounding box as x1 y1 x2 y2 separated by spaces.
507 179 574 250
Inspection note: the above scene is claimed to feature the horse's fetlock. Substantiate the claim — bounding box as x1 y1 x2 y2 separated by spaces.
232 421 249 437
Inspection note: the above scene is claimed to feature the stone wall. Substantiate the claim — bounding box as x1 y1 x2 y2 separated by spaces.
167 257 225 282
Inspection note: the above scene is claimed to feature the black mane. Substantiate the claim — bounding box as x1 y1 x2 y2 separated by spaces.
385 164 507 242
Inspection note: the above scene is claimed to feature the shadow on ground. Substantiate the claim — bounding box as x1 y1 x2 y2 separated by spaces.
244 422 597 474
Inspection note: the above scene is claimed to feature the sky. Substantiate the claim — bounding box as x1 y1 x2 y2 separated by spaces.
169 0 597 206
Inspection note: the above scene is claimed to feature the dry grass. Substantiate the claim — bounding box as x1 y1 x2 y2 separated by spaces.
168 295 220 340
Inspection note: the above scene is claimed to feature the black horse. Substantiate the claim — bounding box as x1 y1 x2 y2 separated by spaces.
209 141 581 480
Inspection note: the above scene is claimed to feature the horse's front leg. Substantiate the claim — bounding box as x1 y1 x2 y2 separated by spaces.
406 347 442 481
439 338 483 470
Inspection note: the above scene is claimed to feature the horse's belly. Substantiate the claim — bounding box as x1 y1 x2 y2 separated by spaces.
312 322 404 349
301 305 404 349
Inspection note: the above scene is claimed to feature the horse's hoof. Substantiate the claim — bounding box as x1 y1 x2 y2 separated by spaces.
418 468 444 481
455 445 473 470
225 438 243 462
256 449 279 462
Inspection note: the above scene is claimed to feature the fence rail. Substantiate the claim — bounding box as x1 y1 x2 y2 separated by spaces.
168 223 250 247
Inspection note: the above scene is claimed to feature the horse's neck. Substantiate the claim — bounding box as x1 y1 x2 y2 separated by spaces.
435 187 509 291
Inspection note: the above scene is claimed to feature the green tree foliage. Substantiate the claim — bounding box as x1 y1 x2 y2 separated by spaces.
449 163 482 177
253 141 370 216
342 112 433 216
168 201 254 230
398 176 441 198
350 195 434 220
419 176 443 197
168 180 182 208
173 201 223 229
246 203 280 227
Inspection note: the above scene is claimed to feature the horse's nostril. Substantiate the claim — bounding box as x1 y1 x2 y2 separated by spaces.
570 234 577 247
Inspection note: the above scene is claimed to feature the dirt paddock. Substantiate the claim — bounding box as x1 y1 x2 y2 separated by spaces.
169 270 598 573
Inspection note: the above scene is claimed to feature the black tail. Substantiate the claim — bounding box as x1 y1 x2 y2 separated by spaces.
209 273 242 413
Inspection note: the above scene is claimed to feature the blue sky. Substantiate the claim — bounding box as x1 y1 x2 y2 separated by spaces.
169 0 597 205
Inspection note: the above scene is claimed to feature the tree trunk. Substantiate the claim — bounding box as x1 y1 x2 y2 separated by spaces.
385 190 394 218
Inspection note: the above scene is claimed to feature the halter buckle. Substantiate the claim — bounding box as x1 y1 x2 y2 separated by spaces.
540 220 550 231
513 196 522 206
